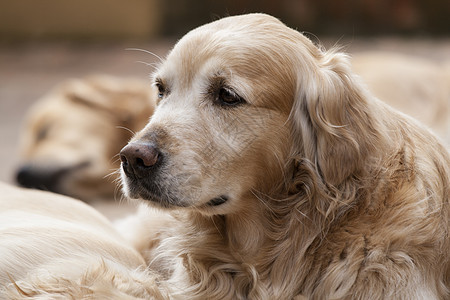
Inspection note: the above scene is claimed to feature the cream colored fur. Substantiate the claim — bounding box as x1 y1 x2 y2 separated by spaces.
0 182 167 299
118 14 450 299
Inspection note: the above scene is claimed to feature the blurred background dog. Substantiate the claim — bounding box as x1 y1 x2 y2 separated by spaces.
15 75 155 202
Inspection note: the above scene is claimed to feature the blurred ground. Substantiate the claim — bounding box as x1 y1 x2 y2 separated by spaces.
1 37 450 219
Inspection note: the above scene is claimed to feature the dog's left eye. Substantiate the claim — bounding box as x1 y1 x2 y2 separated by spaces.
36 124 51 142
216 88 245 107
154 82 166 99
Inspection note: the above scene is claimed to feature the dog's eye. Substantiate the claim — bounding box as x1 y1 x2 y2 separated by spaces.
155 82 166 99
217 88 245 107
36 124 51 142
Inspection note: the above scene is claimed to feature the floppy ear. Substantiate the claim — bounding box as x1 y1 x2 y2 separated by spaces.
291 49 379 186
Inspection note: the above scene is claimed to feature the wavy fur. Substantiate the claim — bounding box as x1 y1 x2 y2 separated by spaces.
119 14 450 299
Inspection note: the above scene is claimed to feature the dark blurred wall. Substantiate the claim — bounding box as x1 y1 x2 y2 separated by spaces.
0 0 161 40
0 0 448 41
159 0 450 37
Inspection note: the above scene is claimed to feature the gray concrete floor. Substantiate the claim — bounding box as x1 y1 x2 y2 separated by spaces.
1 37 449 218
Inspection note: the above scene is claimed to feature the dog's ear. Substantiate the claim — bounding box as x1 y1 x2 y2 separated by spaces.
291 49 378 186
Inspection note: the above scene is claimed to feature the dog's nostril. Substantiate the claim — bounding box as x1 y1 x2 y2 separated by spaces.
137 148 159 167
120 155 128 164
136 157 149 168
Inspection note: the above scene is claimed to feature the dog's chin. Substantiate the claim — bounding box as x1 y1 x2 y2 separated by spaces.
121 169 232 213
135 191 231 214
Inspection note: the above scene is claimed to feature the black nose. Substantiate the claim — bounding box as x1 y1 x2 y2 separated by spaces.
120 142 161 179
16 164 60 192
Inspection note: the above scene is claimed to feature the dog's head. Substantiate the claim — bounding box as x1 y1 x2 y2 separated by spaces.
120 14 378 215
17 75 155 201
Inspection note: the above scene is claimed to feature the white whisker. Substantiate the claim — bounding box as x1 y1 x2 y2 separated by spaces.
116 126 136 136
125 48 164 63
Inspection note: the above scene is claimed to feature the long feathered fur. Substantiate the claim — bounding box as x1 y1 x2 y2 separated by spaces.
118 14 450 299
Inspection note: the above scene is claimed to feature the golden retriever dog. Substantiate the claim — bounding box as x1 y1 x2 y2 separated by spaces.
0 181 167 299
117 14 450 299
16 75 155 201
352 52 450 143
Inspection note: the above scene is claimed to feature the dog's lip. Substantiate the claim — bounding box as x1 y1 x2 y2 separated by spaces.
124 178 189 208
207 195 229 206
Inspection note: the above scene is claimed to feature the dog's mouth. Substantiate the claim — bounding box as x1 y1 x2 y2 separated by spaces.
129 181 230 209
124 174 230 210
207 195 229 206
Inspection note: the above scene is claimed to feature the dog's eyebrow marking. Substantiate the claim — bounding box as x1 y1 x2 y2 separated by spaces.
207 73 242 97
208 72 227 87
153 77 164 87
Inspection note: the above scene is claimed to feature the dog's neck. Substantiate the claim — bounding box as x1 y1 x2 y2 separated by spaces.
223 201 268 261
172 154 373 298
182 196 269 261
177 185 325 298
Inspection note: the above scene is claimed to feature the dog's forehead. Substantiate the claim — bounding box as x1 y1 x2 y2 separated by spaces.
154 14 321 113
158 14 308 89
169 17 287 62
